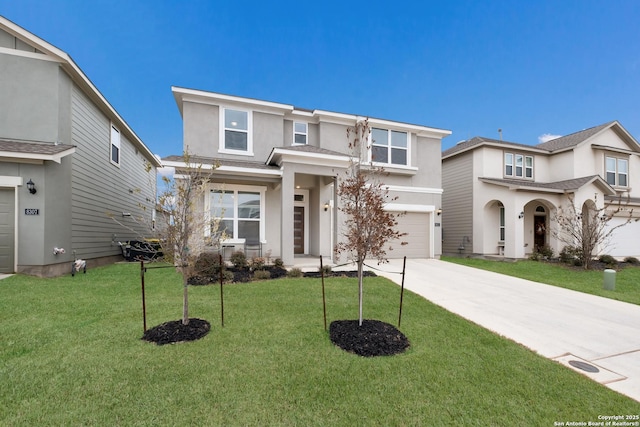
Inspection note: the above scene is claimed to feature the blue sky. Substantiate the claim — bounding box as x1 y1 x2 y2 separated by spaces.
4 0 640 156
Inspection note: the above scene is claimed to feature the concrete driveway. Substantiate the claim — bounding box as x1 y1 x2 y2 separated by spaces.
373 258 640 403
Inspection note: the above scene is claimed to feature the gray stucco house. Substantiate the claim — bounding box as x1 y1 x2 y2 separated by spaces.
0 16 161 276
164 87 451 266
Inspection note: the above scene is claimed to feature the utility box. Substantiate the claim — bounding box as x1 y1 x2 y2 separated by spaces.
603 269 616 291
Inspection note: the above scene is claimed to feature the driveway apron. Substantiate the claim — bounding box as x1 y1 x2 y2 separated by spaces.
374 259 640 403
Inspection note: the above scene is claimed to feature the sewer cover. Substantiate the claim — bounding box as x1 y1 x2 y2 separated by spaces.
568 360 600 373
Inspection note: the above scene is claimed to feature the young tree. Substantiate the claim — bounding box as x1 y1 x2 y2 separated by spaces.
552 193 637 269
156 152 222 325
335 119 406 326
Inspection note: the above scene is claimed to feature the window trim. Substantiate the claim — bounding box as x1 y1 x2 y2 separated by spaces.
369 128 410 167
206 184 266 243
504 151 533 180
605 155 629 187
293 121 308 145
110 123 121 167
219 107 253 156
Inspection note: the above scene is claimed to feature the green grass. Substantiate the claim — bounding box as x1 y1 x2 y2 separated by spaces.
1 263 639 426
442 256 640 306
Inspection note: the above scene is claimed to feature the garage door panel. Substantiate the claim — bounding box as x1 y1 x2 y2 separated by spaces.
607 217 640 258
388 212 429 258
0 189 15 273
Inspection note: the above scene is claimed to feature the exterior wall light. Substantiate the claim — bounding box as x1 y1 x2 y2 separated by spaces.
436 208 442 216
324 201 331 211
518 211 525 219
26 179 37 194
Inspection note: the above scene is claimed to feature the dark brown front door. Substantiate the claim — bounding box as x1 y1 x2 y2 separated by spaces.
534 216 546 251
294 206 304 254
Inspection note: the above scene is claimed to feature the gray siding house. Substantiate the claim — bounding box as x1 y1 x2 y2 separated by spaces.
165 87 451 266
0 16 161 276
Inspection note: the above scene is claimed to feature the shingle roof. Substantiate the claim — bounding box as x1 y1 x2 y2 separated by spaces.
0 139 75 155
162 155 279 171
442 136 545 158
479 175 609 192
534 121 615 152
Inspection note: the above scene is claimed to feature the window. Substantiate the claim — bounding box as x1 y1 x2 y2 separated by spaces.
371 128 408 166
504 152 533 179
606 156 628 187
110 124 120 166
293 122 307 145
221 108 252 154
505 153 513 176
210 187 264 241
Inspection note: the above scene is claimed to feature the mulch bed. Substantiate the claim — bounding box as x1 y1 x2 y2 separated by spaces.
329 319 410 357
141 318 211 345
188 267 377 285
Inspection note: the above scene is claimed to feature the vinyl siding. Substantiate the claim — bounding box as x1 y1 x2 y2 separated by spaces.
442 153 474 255
70 85 155 259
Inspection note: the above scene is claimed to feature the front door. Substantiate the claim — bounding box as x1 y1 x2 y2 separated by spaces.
293 206 304 254
534 215 546 251
0 189 15 273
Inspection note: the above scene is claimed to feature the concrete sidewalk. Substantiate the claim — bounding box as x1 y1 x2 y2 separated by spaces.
373 258 640 403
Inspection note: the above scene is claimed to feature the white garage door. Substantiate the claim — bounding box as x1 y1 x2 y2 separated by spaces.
0 189 15 273
606 217 640 258
388 212 430 258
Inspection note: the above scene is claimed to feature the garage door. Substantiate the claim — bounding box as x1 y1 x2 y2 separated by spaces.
0 189 15 273
388 212 430 258
607 217 640 258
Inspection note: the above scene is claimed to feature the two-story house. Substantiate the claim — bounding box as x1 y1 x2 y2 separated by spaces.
0 16 161 276
442 121 640 259
164 87 451 266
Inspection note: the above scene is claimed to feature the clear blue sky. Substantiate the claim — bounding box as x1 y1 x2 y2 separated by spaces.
4 0 640 156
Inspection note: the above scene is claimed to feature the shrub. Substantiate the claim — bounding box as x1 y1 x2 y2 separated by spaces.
274 258 284 268
538 245 554 259
560 246 583 265
287 268 303 278
194 252 223 276
253 270 271 281
598 254 617 266
624 256 640 265
250 257 266 270
528 252 542 261
221 270 235 283
230 251 247 269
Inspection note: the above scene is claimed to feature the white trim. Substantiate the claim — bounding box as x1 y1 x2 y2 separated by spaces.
384 185 444 195
294 189 310 254
219 107 253 156
384 203 435 213
0 176 21 272
0 46 62 62
266 147 352 168
161 160 283 177
110 123 121 167
0 147 75 164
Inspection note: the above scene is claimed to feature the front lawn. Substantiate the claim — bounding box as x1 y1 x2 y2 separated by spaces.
442 256 640 306
1 263 638 425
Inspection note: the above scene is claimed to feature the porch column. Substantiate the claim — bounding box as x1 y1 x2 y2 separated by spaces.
281 167 295 266
505 203 526 259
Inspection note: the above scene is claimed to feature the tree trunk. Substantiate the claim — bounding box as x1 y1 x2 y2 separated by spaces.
358 260 364 326
182 273 189 325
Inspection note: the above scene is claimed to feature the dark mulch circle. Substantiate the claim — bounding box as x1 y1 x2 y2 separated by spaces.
141 318 211 345
303 270 377 279
329 319 410 357
188 266 289 285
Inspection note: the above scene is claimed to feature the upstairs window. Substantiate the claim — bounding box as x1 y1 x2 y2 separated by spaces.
371 128 408 166
221 108 252 154
110 124 120 166
606 156 628 187
293 122 307 145
504 152 533 179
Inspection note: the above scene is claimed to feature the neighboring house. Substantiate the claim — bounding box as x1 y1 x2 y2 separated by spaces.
442 121 640 259
0 16 161 276
165 87 451 266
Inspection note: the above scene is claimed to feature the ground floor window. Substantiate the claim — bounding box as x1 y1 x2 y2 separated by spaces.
208 184 266 242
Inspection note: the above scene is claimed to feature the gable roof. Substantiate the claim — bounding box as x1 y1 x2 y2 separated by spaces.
442 136 547 159
0 15 161 167
443 120 640 160
534 121 615 152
